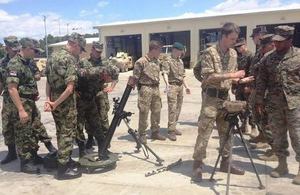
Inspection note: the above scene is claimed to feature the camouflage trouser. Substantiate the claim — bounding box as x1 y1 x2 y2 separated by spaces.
13 99 39 160
167 84 183 132
86 91 110 137
268 103 300 162
193 93 231 161
52 96 77 165
1 96 17 145
77 97 104 142
138 85 161 134
1 96 52 145
249 90 273 144
32 104 52 143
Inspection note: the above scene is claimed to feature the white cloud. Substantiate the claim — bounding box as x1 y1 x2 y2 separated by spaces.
97 0 109 7
0 10 97 40
173 0 187 8
79 9 103 18
0 0 14 4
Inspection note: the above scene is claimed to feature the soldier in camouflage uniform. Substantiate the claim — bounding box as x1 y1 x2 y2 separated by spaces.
161 42 191 141
255 26 300 185
75 56 119 157
248 27 268 141
45 33 82 180
6 38 44 174
133 40 166 144
85 42 119 149
0 36 20 164
233 38 254 134
192 23 255 182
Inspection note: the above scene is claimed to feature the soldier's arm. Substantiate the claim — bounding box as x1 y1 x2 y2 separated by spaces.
132 60 143 81
255 61 268 105
161 60 170 88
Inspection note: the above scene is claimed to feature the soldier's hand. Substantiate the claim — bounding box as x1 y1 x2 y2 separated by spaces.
45 101 57 111
185 88 191 94
19 110 29 124
103 86 113 93
239 76 255 84
127 76 137 88
44 102 52 112
233 70 245 79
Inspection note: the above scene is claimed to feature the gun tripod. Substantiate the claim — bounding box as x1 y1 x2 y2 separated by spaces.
210 111 265 195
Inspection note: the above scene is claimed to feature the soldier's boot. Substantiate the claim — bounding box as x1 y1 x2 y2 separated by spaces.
1 144 17 164
174 129 182 136
150 131 166 141
167 131 177 141
249 132 267 143
191 160 203 182
258 149 278 161
86 134 96 149
56 163 82 180
139 133 147 144
270 157 289 178
20 158 40 174
95 136 109 160
77 140 87 158
44 141 57 154
220 157 245 175
292 164 300 185
31 151 44 165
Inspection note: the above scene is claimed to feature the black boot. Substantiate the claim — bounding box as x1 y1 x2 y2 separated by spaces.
31 151 44 165
95 136 109 160
85 134 96 149
77 140 87 158
56 163 82 180
1 144 17 164
20 158 40 174
44 141 57 154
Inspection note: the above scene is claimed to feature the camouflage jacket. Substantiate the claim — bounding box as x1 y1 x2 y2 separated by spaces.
237 50 253 76
6 54 39 99
194 43 238 90
133 54 161 86
161 55 185 84
45 48 77 100
256 47 300 110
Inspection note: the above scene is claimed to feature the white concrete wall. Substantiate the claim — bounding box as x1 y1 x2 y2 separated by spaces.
95 9 300 67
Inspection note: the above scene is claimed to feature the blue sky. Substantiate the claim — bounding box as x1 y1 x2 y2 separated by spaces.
0 0 300 40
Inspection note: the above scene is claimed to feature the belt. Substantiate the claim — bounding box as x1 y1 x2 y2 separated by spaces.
203 88 228 100
140 83 159 88
169 81 183 86
20 94 38 101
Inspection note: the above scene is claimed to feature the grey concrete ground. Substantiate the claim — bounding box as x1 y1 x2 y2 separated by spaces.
0 70 299 195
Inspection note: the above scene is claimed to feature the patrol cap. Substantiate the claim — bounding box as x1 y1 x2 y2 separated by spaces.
272 25 295 42
92 41 103 52
68 33 86 52
250 26 267 37
234 38 246 47
260 34 274 46
172 42 185 51
19 37 44 53
4 36 21 51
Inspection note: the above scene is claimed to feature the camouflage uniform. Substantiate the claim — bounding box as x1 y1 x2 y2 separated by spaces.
133 55 161 135
86 57 110 137
256 46 300 162
75 58 105 142
193 44 237 161
161 55 185 132
6 53 40 160
45 48 77 165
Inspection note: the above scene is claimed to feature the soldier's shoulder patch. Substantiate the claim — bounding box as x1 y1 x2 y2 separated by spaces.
9 71 17 77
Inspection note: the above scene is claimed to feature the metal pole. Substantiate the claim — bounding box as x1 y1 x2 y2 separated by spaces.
43 15 49 60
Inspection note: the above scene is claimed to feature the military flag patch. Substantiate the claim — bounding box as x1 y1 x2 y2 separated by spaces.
9 71 17 76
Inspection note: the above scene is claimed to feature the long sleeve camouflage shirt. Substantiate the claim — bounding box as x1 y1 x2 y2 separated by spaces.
256 47 300 110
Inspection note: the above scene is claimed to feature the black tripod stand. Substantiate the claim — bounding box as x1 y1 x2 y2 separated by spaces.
209 111 265 195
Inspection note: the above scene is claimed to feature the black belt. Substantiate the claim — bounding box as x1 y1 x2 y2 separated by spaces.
203 88 228 100
20 94 37 101
169 81 183 86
